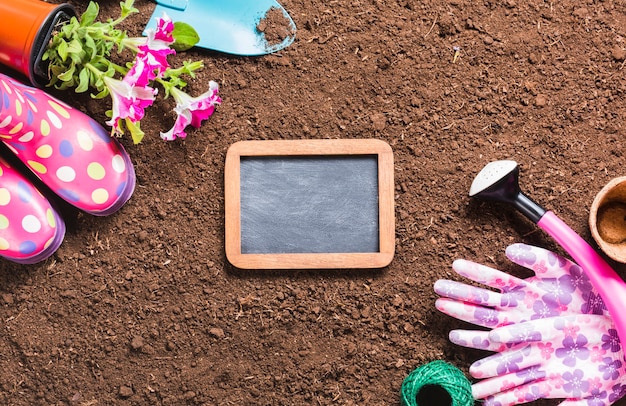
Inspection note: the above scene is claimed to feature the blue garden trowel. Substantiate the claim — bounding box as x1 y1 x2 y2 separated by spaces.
144 0 296 56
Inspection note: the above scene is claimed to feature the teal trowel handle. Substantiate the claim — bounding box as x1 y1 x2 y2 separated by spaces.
153 0 187 11
146 0 296 55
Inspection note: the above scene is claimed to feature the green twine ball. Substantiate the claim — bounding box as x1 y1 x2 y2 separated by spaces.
400 360 473 406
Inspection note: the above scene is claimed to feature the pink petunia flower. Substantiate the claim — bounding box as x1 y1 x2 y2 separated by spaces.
103 76 157 134
125 39 175 87
160 81 221 141
154 12 175 43
124 13 175 87
124 56 154 88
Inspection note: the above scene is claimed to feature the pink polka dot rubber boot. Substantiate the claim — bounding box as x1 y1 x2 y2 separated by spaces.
0 155 65 264
0 73 135 216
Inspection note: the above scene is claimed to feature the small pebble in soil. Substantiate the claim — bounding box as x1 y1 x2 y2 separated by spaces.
119 385 134 398
528 52 540 64
2 293 14 304
535 94 547 107
130 335 144 351
370 113 386 131
611 46 625 62
209 327 225 338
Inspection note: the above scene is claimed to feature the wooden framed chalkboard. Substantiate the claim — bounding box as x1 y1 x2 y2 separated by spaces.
224 139 395 269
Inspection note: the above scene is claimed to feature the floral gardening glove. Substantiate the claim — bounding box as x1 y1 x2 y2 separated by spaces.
434 243 626 406
467 314 626 405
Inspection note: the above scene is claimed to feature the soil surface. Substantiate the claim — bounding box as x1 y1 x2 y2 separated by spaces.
1 0 626 405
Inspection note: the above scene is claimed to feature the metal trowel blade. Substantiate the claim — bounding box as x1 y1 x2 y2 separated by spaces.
144 0 296 56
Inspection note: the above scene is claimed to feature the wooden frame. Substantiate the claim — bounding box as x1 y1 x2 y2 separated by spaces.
224 139 395 269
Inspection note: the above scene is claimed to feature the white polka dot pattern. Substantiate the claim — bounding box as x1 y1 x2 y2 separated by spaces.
0 156 64 263
0 73 136 215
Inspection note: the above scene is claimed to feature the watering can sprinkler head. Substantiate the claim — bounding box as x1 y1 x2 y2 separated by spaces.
469 160 546 223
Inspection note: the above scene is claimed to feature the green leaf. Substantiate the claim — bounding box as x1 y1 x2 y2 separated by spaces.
84 34 97 59
57 40 69 62
80 2 99 27
67 39 84 55
182 60 204 76
120 0 138 19
57 64 76 82
171 22 200 52
125 118 145 144
92 88 109 99
76 68 90 93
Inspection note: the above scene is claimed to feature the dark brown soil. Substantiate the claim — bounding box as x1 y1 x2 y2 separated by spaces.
1 0 626 405
257 7 295 45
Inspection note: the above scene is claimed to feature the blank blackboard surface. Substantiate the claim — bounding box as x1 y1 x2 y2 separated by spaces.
224 139 395 270
240 155 379 254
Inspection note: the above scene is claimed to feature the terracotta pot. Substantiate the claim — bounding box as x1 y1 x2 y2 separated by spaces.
589 176 626 263
0 0 75 86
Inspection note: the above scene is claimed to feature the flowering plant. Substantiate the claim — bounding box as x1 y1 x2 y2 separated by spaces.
42 0 221 144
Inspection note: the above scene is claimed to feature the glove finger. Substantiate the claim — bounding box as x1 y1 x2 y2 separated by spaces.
488 314 616 345
482 393 532 406
559 399 612 406
435 298 509 328
434 279 503 307
472 365 546 400
487 316 571 344
452 259 528 292
469 343 545 379
449 329 507 352
485 374 608 406
481 381 549 406
506 243 582 279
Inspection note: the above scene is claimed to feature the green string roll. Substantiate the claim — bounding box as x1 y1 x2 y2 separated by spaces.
400 360 473 406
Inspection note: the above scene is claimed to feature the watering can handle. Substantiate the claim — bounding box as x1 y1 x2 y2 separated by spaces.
538 210 626 345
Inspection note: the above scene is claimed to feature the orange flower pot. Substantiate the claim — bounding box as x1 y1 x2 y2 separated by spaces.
0 0 75 86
